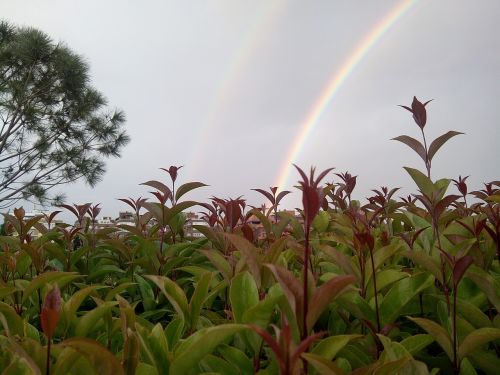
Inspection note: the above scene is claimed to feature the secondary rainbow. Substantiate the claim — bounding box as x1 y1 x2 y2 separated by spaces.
187 0 287 179
275 0 418 190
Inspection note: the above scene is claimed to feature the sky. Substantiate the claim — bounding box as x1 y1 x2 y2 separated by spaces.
1 0 499 219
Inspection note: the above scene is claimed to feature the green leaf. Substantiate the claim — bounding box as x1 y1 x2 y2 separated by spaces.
201 354 239 374
379 273 434 326
189 272 212 329
403 251 443 284
105 282 135 301
266 264 304 326
0 303 24 336
145 275 189 322
123 328 140 375
336 291 376 323
366 270 408 300
175 182 207 201
52 347 82 375
170 324 248 374
199 249 232 281
312 334 363 360
59 338 125 375
407 317 453 360
22 271 81 303
364 242 403 284
427 131 463 161
302 352 345 374
225 233 261 288
74 301 118 337
62 285 103 330
373 358 409 375
230 271 259 324
306 275 355 331
135 275 156 311
0 334 41 375
400 334 434 356
391 135 427 163
458 328 500 361
465 266 500 311
147 323 171 374
218 345 253 375
165 317 184 349
403 167 435 196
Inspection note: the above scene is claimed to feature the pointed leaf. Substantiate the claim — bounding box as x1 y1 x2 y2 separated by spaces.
60 338 125 375
145 275 189 321
147 323 171 373
188 272 212 329
312 334 363 360
74 301 118 337
407 317 453 360
379 273 434 326
391 135 427 162
170 324 248 374
307 275 355 331
225 233 261 287
22 271 81 303
403 167 435 196
175 182 207 201
141 180 171 196
199 249 232 281
230 271 259 323
265 264 303 322
400 334 434 356
427 131 463 161
453 256 473 287
458 327 500 361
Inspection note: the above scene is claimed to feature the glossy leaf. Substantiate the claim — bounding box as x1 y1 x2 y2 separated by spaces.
230 271 259 323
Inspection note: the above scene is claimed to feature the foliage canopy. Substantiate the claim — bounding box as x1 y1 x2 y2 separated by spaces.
0 21 129 207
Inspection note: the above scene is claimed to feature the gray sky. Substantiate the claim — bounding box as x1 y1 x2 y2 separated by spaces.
1 0 499 218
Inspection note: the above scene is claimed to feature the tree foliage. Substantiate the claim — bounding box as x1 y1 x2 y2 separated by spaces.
0 21 129 207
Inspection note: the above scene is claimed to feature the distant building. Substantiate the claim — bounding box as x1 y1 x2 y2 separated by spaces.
184 212 208 238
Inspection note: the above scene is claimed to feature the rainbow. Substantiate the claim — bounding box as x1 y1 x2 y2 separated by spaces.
187 0 287 179
275 0 418 190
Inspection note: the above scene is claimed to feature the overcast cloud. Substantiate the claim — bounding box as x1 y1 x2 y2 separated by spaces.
1 0 499 218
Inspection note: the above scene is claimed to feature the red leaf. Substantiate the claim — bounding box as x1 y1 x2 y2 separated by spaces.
427 131 464 161
391 135 427 163
40 284 61 339
453 256 474 287
411 96 428 129
248 324 283 364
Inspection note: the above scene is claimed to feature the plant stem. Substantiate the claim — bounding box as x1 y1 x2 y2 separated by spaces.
452 288 459 374
302 224 310 340
46 338 51 375
420 128 431 178
369 248 381 332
